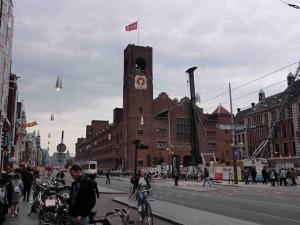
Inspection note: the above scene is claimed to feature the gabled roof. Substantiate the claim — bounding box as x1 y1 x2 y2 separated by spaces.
212 104 230 115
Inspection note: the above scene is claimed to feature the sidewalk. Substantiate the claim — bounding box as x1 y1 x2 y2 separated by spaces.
113 196 259 225
4 200 38 225
155 180 217 192
99 186 126 194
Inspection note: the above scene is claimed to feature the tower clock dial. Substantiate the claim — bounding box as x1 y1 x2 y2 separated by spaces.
135 75 147 90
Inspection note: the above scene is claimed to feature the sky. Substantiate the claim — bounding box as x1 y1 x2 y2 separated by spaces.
12 0 300 156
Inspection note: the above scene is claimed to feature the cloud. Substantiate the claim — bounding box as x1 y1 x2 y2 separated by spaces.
13 0 300 155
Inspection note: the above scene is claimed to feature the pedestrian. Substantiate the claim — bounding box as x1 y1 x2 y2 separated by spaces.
202 168 212 187
135 168 151 222
291 168 297 186
262 167 268 185
68 165 96 225
0 175 9 224
274 169 279 186
10 173 23 218
280 168 287 186
251 168 257 184
22 167 34 202
244 168 249 184
105 170 110 184
269 169 275 187
286 168 292 185
228 168 234 184
197 170 202 182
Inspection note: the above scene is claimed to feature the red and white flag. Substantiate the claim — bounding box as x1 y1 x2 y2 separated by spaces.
125 21 138 31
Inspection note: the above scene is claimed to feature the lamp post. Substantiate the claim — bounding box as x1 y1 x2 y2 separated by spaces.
134 114 144 176
229 83 238 184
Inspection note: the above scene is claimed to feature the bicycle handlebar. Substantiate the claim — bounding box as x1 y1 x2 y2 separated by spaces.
138 188 152 193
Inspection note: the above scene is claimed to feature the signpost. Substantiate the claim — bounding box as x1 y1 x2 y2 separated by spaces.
57 131 66 170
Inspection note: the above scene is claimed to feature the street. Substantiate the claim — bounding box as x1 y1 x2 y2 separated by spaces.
97 176 300 225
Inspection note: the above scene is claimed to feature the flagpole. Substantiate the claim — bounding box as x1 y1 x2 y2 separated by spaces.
137 20 139 46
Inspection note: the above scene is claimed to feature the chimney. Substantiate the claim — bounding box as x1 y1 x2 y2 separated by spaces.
251 103 255 108
287 72 295 86
237 108 241 113
259 89 265 102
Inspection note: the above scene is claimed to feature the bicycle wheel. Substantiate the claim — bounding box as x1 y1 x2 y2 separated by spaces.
145 202 153 225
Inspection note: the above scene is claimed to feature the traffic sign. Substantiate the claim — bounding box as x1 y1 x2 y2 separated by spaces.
233 147 239 160
216 124 247 131
57 143 66 153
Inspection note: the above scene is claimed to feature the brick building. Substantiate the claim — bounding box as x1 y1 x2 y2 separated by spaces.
75 44 232 171
234 72 300 166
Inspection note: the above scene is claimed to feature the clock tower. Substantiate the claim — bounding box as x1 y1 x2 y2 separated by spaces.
123 44 154 170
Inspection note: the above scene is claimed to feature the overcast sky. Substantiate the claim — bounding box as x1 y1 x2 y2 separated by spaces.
12 0 300 156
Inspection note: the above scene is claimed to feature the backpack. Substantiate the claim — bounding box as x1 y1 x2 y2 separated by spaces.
13 181 21 193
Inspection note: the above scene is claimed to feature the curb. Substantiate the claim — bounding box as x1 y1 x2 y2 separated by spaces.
99 191 126 194
112 198 182 225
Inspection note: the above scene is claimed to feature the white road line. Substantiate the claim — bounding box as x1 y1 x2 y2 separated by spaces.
223 204 300 223
209 194 300 209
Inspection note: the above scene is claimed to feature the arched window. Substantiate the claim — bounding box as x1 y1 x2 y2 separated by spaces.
135 58 146 70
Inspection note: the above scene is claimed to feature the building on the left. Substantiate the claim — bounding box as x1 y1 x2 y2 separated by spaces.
0 1 46 170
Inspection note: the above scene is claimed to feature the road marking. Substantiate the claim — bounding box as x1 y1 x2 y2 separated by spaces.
222 204 300 223
217 195 300 209
242 192 300 202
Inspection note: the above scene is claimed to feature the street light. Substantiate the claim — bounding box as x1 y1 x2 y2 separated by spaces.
50 113 55 121
140 115 144 125
55 76 63 91
195 92 201 104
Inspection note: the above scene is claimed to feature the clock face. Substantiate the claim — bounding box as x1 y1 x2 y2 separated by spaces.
135 75 147 89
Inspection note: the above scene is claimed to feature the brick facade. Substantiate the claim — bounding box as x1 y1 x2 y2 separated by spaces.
75 44 232 170
234 75 300 166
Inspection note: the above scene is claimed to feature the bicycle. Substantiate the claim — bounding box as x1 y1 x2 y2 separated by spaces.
137 188 153 225
89 208 134 225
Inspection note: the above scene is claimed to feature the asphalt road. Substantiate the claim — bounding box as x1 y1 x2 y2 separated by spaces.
97 177 300 225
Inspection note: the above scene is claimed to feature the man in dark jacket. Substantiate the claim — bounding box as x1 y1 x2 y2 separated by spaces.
105 171 110 184
69 165 96 225
22 167 34 201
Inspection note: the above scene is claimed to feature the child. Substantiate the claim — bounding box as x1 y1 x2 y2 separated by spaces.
10 174 23 218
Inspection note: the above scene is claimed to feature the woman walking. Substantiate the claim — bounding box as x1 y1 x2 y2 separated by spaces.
10 174 23 218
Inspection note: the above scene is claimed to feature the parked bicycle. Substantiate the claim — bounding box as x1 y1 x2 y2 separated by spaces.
89 208 134 225
28 176 70 225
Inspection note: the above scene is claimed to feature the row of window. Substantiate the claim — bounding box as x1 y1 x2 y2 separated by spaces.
176 118 191 142
156 128 167 137
247 106 294 127
234 133 245 145
207 131 216 137
208 143 216 151
274 142 297 157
